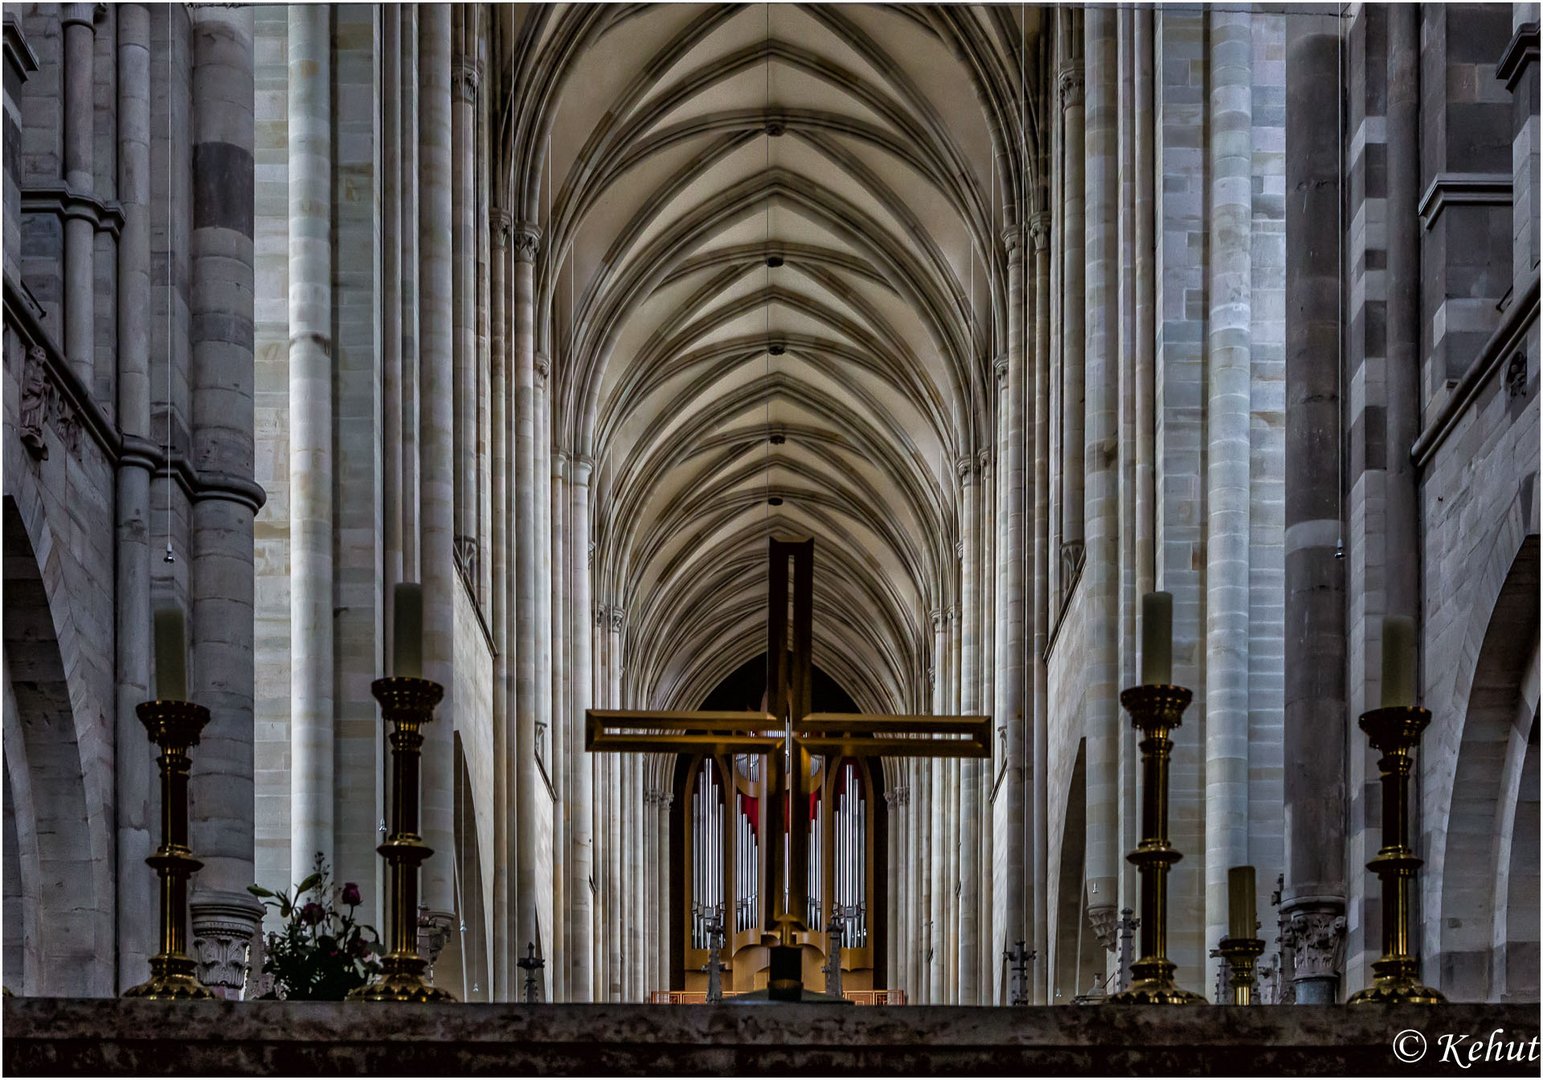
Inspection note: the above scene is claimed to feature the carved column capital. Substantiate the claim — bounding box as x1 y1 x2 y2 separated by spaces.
1057 64 1084 110
1028 212 1052 251
994 353 1009 388
189 891 263 999
59 4 99 28
417 908 456 968
535 352 551 383
608 606 626 633
1284 906 1347 984
1088 904 1118 953
955 454 978 482
1001 224 1026 253
453 58 481 103
977 447 992 476
512 224 541 264
490 208 513 248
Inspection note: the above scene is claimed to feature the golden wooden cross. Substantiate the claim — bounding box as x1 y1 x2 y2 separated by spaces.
587 537 990 964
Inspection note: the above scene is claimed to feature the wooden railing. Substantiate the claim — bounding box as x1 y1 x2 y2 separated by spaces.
647 989 906 1006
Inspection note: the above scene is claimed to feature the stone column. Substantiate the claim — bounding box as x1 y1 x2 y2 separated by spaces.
61 3 96 386
606 608 624 999
627 755 643 999
1058 14 1086 567
888 783 901 993
284 0 333 885
1029 210 1051 1003
114 0 154 990
928 610 945 1003
1128 7 1158 915
535 358 557 971
188 2 263 995
642 788 657 997
568 456 595 999
1506 7 1541 290
551 449 567 996
657 791 672 988
1082 4 1119 960
330 0 385 910
452 33 476 555
489 207 511 999
1282 11 1347 1005
417 4 457 920
1205 7 1253 976
958 459 979 1003
1384 4 1420 622
513 221 541 971
400 13 420 581
383 6 403 621
997 221 1028 1003
906 775 921 1000
977 448 995 999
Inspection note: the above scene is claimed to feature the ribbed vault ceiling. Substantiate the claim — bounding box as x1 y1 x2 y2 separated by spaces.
505 3 1043 717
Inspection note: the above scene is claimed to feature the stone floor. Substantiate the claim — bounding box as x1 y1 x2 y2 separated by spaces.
3 998 1538 1075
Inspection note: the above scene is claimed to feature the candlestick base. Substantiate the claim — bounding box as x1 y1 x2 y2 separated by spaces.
1108 957 1207 1006
122 955 216 1001
1347 957 1446 1006
1217 936 1265 1006
347 954 459 1003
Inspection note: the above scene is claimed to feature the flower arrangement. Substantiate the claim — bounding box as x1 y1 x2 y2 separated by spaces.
247 853 382 1000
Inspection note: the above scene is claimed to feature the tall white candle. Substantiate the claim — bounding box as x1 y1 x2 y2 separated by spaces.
1380 615 1417 709
154 607 188 701
1140 591 1173 686
393 582 423 679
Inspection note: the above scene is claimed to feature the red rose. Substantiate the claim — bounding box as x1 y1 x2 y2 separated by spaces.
341 882 362 907
300 902 325 926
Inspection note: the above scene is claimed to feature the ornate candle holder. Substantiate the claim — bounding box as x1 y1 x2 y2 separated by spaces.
349 677 458 1003
1216 936 1265 1005
1108 684 1205 1005
123 699 216 1000
1347 706 1445 1005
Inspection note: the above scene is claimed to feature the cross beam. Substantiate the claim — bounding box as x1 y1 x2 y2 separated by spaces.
587 538 990 968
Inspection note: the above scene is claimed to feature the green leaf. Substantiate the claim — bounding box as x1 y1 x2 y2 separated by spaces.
295 872 323 895
247 884 274 898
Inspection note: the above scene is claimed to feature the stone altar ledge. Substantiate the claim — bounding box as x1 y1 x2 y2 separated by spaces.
3 997 1538 1076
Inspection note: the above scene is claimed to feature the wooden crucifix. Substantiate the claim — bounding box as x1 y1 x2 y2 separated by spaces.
587 537 990 998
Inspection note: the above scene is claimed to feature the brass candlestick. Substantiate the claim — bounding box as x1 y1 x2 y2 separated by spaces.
1108 685 1205 1005
123 699 215 1000
349 677 457 1003
1347 706 1445 1005
1217 937 1265 1005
